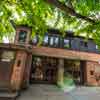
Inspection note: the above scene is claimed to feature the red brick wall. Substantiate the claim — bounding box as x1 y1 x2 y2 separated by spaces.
85 61 100 86
11 51 27 90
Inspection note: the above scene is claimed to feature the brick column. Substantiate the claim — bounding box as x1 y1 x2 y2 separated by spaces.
11 51 27 91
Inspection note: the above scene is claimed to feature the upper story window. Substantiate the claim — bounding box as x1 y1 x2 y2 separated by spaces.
80 41 88 47
32 35 39 45
43 34 49 46
63 39 70 48
49 36 54 46
49 35 60 47
96 45 98 49
18 30 27 43
53 36 59 47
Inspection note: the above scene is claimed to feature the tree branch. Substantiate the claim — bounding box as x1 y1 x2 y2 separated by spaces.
46 0 96 23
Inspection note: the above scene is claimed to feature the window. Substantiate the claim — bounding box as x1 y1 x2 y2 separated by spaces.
49 35 60 47
50 36 54 46
43 35 49 46
80 41 88 47
63 39 70 48
96 45 98 49
54 36 59 47
18 30 27 43
0 51 15 62
32 35 38 45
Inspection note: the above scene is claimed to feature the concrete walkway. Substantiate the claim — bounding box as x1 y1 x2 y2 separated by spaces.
17 84 100 100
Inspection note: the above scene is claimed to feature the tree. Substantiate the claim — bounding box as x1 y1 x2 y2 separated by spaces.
0 0 100 46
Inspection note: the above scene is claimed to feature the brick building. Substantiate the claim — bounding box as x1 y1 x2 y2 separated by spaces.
0 25 100 98
15 25 100 86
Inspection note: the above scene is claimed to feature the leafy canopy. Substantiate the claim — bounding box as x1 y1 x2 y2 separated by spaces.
0 0 100 45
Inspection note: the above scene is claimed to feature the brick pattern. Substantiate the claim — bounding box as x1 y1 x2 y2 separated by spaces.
11 51 27 90
85 61 100 86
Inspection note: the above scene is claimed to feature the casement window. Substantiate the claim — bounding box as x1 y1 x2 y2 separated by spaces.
49 35 60 47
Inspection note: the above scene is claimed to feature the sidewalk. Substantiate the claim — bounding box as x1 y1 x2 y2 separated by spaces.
17 84 100 100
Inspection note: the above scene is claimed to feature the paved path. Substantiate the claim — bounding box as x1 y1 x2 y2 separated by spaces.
17 84 100 100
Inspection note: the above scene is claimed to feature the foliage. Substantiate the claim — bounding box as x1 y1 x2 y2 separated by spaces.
0 0 52 40
0 0 100 46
